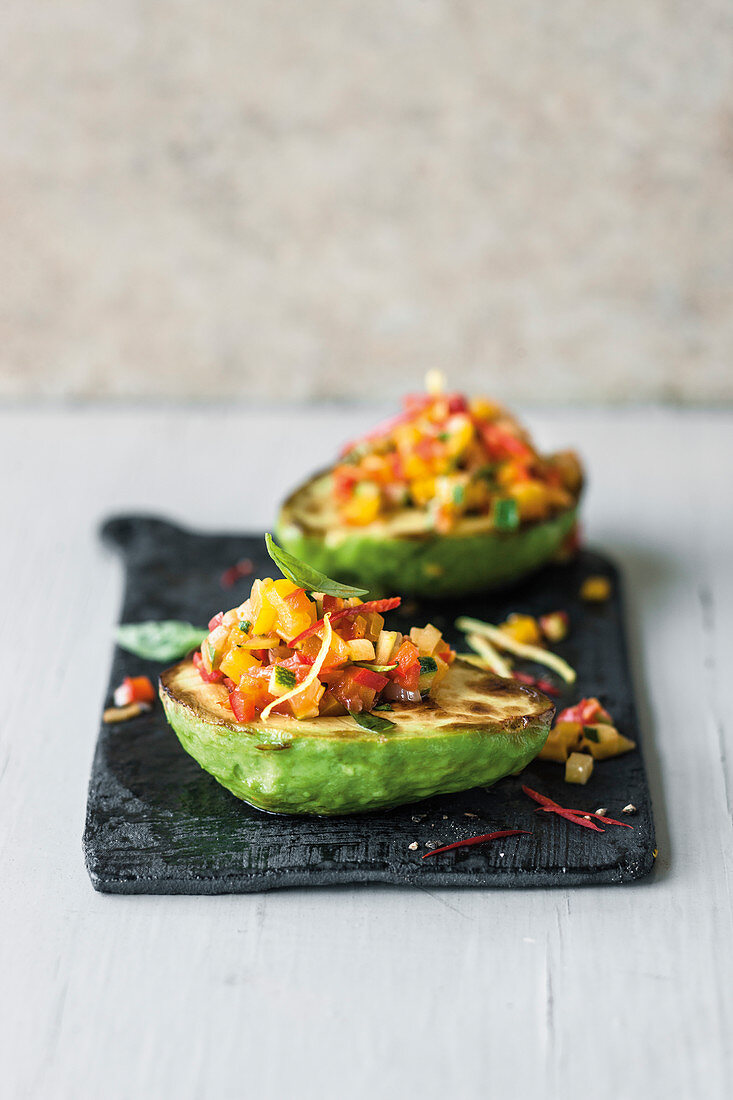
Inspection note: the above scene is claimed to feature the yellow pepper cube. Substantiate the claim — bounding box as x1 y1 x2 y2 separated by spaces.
565 752 594 785
500 613 542 646
325 631 352 667
445 415 474 457
342 484 381 526
346 638 376 662
250 578 277 635
511 480 552 522
410 477 437 506
268 582 315 643
580 576 612 602
581 724 636 760
538 720 583 763
220 646 260 682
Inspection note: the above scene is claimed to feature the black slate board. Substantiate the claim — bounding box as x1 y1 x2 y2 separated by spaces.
84 515 656 893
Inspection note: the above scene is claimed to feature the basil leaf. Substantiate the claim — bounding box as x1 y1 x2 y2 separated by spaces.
265 534 368 598
348 710 396 733
116 621 208 662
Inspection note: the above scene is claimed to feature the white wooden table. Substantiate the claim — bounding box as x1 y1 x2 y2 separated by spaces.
2 405 731 1100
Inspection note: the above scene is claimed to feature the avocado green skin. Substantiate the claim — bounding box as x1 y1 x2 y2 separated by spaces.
275 504 579 599
160 661 553 816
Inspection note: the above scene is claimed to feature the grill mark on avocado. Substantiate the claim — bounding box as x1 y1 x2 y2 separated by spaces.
463 700 501 716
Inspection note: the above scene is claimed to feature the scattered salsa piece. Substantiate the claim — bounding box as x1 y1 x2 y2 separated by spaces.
565 751 593 785
580 575 612 602
103 701 149 724
457 616 577 684
539 697 636 766
113 675 156 707
512 671 560 697
499 613 542 646
538 610 569 643
221 559 254 588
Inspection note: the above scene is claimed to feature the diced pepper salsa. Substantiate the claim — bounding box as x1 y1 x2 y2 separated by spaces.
192 579 455 723
331 382 582 533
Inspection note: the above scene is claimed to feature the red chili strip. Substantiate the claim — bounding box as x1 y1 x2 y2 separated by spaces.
537 807 632 829
523 785 604 830
522 785 562 810
290 597 401 646
421 829 530 859
535 807 605 832
221 559 254 589
523 786 633 831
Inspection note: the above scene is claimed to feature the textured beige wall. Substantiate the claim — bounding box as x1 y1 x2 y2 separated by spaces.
1 1 732 403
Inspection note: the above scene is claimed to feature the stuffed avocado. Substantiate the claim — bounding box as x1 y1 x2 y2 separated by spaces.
276 376 582 598
159 537 554 815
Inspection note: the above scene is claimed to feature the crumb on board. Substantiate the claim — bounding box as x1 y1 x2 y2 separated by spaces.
221 559 254 588
580 575 612 602
622 803 638 815
408 841 418 851
103 702 150 724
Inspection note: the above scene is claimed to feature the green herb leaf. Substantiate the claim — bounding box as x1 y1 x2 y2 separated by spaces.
116 620 208 662
265 534 368 598
348 710 397 733
419 656 438 675
372 702 393 712
494 497 520 532
239 620 252 633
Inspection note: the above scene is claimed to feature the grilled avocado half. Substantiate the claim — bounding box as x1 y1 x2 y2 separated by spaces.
275 471 579 599
159 658 554 815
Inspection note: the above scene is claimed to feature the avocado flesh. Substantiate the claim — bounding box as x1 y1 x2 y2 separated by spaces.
159 658 554 815
275 471 580 598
